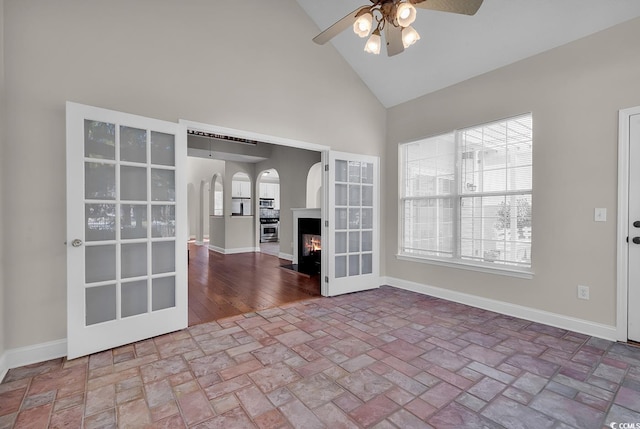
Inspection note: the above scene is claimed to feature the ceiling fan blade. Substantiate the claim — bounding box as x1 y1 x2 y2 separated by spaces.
385 24 404 57
313 6 371 45
412 0 483 16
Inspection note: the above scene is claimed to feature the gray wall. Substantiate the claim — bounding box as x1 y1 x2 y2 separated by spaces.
0 0 6 359
2 0 386 350
186 157 225 239
225 162 257 250
386 17 640 327
256 146 322 256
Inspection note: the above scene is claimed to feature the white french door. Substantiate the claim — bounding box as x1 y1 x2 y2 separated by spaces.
628 112 640 342
66 102 187 359
324 151 380 296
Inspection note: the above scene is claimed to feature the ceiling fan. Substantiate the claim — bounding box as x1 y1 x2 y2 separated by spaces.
313 0 484 56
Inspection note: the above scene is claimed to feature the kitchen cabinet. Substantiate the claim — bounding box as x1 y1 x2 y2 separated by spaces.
232 180 251 198
259 183 280 209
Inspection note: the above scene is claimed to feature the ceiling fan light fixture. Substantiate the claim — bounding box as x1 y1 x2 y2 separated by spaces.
353 12 373 38
364 29 382 54
396 2 417 27
402 25 421 48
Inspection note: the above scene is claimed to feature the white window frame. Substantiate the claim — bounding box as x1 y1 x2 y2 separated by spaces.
397 114 534 279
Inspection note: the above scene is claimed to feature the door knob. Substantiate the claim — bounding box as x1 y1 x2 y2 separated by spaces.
634 221 640 228
71 239 84 247
633 237 640 245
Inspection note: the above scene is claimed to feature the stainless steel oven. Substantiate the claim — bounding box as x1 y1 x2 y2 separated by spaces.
260 219 279 243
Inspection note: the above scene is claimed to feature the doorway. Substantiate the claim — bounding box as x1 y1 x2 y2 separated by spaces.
617 106 640 342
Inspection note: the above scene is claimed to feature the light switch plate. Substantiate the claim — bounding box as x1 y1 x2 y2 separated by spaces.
594 208 607 222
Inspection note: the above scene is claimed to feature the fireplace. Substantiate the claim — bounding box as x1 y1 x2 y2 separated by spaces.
298 218 321 274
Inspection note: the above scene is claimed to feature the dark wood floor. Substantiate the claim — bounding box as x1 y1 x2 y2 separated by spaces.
187 243 321 326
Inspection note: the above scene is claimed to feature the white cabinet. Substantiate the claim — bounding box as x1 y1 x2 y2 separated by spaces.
259 183 280 209
232 180 251 198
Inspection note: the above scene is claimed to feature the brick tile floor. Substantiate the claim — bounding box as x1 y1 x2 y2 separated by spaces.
2 286 640 428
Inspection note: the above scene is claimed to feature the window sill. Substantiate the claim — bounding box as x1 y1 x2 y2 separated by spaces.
396 254 534 279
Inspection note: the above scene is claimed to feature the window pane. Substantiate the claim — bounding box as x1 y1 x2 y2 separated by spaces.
399 114 532 269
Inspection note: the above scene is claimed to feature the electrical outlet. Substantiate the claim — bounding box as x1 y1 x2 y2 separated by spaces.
577 285 590 300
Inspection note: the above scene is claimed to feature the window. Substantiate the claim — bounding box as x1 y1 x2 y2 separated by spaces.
400 114 532 271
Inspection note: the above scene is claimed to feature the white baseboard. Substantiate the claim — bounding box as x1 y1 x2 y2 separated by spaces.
207 245 259 255
383 276 617 341
278 252 293 261
0 339 67 382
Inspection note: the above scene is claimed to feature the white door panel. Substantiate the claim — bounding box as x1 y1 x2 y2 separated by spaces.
324 151 380 296
629 113 640 342
66 102 187 359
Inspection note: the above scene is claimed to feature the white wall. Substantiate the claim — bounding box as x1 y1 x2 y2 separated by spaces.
306 162 322 209
385 17 640 328
2 0 386 350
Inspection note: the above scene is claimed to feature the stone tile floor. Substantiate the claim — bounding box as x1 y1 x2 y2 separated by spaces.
1 286 640 428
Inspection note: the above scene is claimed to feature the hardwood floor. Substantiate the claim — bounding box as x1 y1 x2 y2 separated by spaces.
187 242 321 326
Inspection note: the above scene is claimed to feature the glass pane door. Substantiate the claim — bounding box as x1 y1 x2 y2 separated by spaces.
67 102 186 359
326 152 379 296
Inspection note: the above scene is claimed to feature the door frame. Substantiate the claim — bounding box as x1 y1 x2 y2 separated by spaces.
616 105 640 341
179 119 332 295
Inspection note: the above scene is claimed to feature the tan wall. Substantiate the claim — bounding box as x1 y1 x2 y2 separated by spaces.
2 0 385 349
0 0 6 358
386 17 640 327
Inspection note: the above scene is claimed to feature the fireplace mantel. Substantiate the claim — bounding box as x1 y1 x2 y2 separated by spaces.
292 208 321 265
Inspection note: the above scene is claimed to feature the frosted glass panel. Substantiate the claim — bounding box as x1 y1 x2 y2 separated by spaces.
121 166 147 201
151 169 175 202
153 277 175 311
120 126 147 163
151 132 175 166
362 254 373 274
84 120 115 160
335 255 347 278
362 231 373 252
349 185 361 206
349 254 360 276
86 204 116 241
335 184 348 206
121 205 147 239
349 231 360 253
86 245 115 283
348 161 361 183
152 205 176 237
362 208 373 229
86 284 116 325
349 208 360 229
362 185 373 207
335 208 348 230
336 232 347 254
122 280 147 318
121 243 147 278
152 241 175 274
85 163 115 200
335 160 348 182
362 163 374 184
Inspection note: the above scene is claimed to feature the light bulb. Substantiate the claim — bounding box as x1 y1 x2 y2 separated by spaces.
353 13 373 38
402 25 420 48
396 2 417 27
364 31 381 55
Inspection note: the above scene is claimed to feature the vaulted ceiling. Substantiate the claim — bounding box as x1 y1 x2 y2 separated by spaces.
295 0 640 107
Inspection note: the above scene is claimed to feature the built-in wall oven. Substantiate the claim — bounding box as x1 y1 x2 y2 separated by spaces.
260 218 279 243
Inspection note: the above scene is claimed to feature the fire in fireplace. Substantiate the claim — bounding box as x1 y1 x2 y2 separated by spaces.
298 218 321 274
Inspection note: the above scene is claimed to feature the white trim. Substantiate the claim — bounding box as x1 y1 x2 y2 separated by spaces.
618 106 640 341
0 339 67 381
396 254 534 279
383 276 617 341
278 252 293 261
207 245 259 255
